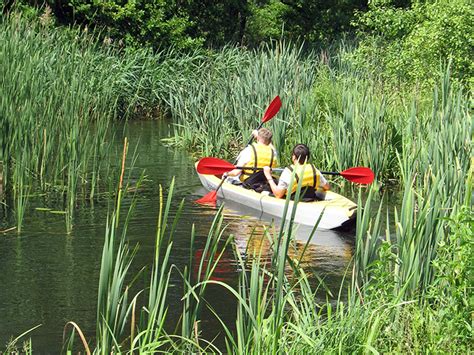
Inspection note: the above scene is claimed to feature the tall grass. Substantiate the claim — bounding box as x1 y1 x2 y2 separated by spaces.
63 156 229 352
0 13 170 231
142 40 470 193
2 13 470 233
1 13 471 352
118 37 470 198
59 114 471 353
0 15 119 230
59 166 471 353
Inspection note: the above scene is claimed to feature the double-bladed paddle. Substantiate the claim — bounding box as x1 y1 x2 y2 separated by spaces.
196 96 282 205
197 157 375 185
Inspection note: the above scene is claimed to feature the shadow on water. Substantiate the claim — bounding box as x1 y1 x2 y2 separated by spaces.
0 120 357 351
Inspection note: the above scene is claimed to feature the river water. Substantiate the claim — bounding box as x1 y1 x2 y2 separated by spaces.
0 121 357 351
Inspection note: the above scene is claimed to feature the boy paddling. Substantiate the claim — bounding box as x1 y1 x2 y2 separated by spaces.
225 128 277 191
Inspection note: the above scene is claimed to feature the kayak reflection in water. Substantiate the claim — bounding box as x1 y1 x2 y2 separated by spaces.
263 143 330 201
224 128 277 192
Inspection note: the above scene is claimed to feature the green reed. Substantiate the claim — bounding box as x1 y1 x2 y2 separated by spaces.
3 13 469 234
2 12 471 353
185 173 470 353
352 71 471 300
144 39 469 193
56 155 472 353
0 14 139 231
64 163 228 352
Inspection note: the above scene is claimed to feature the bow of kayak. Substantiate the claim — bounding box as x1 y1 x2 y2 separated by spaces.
196 166 357 230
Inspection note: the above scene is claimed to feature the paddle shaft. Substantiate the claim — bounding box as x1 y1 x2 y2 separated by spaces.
198 156 374 185
232 166 341 176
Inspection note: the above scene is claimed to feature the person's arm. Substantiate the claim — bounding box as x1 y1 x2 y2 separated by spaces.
319 174 330 191
263 166 286 198
227 147 252 177
227 168 242 177
227 163 242 177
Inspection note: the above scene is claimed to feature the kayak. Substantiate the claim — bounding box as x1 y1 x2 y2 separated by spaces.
196 166 357 230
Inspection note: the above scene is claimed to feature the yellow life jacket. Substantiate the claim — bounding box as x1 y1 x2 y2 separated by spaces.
288 163 320 195
240 143 276 181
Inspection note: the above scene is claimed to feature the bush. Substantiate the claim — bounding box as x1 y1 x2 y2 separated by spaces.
351 0 473 85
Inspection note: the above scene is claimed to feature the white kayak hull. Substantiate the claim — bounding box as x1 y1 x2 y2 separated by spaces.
197 169 357 230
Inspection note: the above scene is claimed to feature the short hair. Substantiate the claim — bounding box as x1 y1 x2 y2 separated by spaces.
258 128 272 145
292 144 310 164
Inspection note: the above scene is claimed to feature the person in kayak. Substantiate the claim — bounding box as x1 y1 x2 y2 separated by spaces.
225 127 277 192
263 143 330 201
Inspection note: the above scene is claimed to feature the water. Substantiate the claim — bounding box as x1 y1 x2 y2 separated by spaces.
0 120 356 351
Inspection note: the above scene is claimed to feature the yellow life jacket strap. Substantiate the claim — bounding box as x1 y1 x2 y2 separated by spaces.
310 163 317 188
250 143 257 170
240 144 257 179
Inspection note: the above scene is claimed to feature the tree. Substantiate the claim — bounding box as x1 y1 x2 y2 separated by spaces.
68 0 203 50
245 0 368 45
186 0 250 47
352 0 473 84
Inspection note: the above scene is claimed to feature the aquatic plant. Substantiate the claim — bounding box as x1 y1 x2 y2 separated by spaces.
0 15 121 230
2 13 470 234
1 13 471 353
60 151 471 353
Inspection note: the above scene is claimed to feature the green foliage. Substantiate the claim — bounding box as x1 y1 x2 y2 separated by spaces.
280 0 367 43
1 10 471 353
78 169 471 353
185 0 250 47
0 14 114 229
245 0 367 46
9 0 367 49
0 13 160 230
352 0 474 84
245 0 288 44
8 0 250 50
430 205 474 346
69 0 204 50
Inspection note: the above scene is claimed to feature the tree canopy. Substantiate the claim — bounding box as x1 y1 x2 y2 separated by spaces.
5 0 368 49
3 0 472 84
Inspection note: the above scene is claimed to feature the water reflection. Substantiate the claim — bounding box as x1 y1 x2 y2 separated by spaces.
190 193 354 310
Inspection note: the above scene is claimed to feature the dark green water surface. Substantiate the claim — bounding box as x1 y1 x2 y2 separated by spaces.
0 121 357 352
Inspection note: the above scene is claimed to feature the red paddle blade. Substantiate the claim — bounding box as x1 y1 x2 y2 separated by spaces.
197 157 235 175
262 95 282 123
340 167 375 184
195 190 217 205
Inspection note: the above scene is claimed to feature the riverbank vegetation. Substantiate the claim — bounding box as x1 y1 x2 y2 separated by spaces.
6 172 472 352
56 158 470 353
1 2 472 352
1 10 471 232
